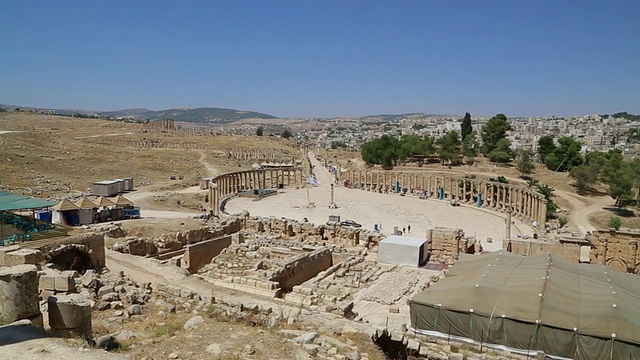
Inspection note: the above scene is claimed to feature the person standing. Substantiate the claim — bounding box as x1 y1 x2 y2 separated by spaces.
407 225 411 233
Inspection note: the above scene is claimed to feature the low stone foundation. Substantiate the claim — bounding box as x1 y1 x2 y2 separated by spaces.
182 235 233 273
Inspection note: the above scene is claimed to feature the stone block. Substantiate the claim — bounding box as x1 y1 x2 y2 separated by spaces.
97 285 114 297
0 265 40 322
61 270 80 278
0 245 21 266
54 275 77 292
39 274 56 291
48 294 92 338
4 249 43 267
40 289 56 300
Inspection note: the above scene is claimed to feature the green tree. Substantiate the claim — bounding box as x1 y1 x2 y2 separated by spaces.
544 137 583 171
281 129 292 139
487 138 514 163
537 136 555 163
569 165 599 194
528 180 558 218
460 112 473 141
397 135 435 162
631 158 640 208
515 150 535 178
330 141 346 149
481 113 511 157
605 163 635 208
461 132 478 163
360 135 399 167
537 183 558 217
256 126 264 136
436 131 461 165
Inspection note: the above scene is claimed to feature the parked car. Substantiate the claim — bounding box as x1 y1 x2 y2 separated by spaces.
340 220 362 228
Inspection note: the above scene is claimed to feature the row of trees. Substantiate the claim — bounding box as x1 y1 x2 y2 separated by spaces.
361 112 516 168
569 149 640 208
256 126 292 139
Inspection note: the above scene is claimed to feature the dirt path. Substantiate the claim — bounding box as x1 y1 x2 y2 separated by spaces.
554 190 612 235
195 149 218 178
122 153 220 218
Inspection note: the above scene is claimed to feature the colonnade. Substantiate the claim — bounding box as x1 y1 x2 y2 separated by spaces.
224 147 294 161
209 167 304 214
343 170 547 230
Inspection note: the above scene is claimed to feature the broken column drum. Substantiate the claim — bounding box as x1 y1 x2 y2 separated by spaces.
48 293 93 338
0 264 40 323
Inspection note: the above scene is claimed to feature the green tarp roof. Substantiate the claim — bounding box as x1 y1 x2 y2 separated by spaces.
0 191 57 211
411 251 640 345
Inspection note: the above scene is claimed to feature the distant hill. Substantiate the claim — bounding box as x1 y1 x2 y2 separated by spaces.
334 113 463 123
0 104 278 124
100 107 278 124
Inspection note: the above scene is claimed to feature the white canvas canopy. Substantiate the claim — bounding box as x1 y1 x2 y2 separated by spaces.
52 199 79 225
377 235 429 267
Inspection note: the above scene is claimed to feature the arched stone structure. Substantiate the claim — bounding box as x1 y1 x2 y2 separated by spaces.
342 170 547 230
209 167 305 215
47 244 95 273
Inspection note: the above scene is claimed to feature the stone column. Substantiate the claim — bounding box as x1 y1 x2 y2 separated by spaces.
0 265 40 325
539 198 547 230
505 207 512 240
509 187 515 208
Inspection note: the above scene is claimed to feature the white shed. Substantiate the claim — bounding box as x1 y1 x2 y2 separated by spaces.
377 235 429 267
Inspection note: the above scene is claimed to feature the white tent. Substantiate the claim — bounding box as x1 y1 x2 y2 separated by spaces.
377 235 429 267
52 199 80 226
75 197 97 225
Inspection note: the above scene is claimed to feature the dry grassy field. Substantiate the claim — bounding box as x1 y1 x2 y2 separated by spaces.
0 113 298 200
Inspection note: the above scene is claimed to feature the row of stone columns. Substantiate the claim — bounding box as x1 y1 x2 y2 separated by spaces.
344 170 547 229
209 168 304 215
224 147 290 161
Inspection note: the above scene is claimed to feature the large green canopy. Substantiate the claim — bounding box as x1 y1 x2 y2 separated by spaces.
0 191 57 211
410 251 640 359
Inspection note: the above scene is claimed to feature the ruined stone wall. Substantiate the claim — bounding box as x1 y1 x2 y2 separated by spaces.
269 247 333 292
182 235 233 273
175 218 242 245
242 215 384 249
427 228 467 264
24 233 105 269
504 237 588 263
502 229 640 274
588 229 640 273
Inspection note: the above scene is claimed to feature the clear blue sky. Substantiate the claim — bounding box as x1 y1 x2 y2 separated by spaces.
2 1 638 118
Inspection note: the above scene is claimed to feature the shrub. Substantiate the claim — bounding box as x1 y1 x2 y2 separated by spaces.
558 216 568 228
608 216 622 230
